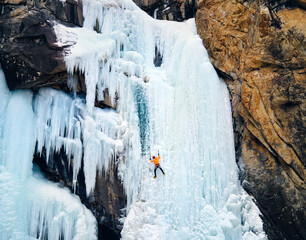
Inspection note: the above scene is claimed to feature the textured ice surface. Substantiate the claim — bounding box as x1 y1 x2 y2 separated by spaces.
52 0 267 239
0 68 97 240
0 69 36 179
0 166 97 240
34 88 123 194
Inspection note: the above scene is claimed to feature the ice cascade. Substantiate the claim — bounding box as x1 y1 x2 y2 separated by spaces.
50 0 268 239
0 68 97 240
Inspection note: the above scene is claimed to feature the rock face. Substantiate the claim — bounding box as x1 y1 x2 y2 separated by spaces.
196 1 306 239
0 0 82 90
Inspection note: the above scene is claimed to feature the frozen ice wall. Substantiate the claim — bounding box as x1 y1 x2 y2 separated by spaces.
0 68 97 240
54 0 267 239
34 88 124 194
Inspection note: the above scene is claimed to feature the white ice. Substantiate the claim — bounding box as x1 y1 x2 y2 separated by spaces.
52 0 267 239
34 88 123 195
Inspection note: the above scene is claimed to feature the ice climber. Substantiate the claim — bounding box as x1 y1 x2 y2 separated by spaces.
150 153 165 179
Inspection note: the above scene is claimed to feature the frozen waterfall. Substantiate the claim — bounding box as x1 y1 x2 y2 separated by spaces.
56 0 266 239
0 0 267 238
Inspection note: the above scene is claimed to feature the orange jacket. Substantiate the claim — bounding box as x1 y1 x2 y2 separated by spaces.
150 155 160 165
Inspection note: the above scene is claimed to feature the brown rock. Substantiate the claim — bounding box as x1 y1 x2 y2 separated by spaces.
94 163 126 233
196 0 306 239
3 0 26 4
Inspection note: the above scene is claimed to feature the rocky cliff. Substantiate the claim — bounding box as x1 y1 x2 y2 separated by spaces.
196 1 305 239
0 0 83 90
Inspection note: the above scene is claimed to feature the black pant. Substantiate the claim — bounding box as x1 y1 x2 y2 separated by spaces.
154 164 165 177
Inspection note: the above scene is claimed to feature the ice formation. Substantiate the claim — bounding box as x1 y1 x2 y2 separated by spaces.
34 88 124 194
0 68 97 240
53 0 267 239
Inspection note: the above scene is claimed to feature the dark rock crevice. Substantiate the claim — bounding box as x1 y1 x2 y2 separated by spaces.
33 146 126 240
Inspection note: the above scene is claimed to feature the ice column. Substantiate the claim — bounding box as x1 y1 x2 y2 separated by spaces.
0 89 36 179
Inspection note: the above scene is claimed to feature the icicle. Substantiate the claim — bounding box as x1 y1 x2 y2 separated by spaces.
34 88 123 195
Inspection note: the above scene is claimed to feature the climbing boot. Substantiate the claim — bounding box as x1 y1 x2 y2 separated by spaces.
153 176 157 179
163 173 165 175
